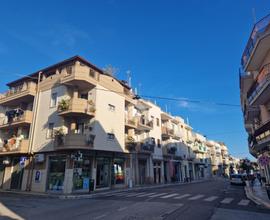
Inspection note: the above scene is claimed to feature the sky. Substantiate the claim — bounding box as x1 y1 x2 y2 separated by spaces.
0 0 270 160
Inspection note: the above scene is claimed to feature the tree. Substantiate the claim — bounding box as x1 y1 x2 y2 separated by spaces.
103 64 118 77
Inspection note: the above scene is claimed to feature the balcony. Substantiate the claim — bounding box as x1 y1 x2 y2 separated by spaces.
136 142 155 154
58 98 95 118
161 126 174 139
54 133 95 150
241 14 270 71
60 64 98 89
162 145 177 156
0 110 33 129
125 116 137 129
247 64 270 105
0 139 29 155
136 117 153 131
0 82 36 106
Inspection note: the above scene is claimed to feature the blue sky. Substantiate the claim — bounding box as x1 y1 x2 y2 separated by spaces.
0 0 270 159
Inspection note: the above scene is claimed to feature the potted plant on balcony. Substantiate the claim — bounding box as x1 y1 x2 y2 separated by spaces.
88 100 96 113
54 127 66 145
58 99 70 112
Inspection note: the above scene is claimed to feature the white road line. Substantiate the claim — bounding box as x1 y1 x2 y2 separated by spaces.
0 202 24 220
220 198 234 204
136 192 156 197
238 199 250 206
93 214 107 219
113 192 131 196
204 196 219 202
160 193 179 199
188 194 204 200
174 194 191 199
149 193 168 198
125 192 146 197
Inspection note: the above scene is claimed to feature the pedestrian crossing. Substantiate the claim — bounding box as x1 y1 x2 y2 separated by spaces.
102 191 251 206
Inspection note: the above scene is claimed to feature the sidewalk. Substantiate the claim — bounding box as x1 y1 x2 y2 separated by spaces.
0 178 212 200
245 180 270 209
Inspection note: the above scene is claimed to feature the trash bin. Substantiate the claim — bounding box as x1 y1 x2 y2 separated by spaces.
89 179 95 192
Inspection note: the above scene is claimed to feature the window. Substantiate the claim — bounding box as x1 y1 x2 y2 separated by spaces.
80 93 88 100
156 118 160 127
47 123 54 139
89 69 95 78
50 93 57 107
108 104 115 112
107 133 115 140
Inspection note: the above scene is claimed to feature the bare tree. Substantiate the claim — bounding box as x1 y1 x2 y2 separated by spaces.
103 64 119 77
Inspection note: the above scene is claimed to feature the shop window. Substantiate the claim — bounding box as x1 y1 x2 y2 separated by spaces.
73 156 91 191
50 92 57 108
112 159 125 185
47 123 54 139
47 156 66 191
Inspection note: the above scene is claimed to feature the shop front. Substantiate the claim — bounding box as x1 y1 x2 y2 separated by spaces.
47 155 66 192
10 157 25 190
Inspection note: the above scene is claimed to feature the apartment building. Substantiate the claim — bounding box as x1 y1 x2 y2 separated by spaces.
0 55 233 193
240 14 270 183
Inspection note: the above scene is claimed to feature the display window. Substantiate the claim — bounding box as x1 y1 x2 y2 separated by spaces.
47 156 66 191
112 158 125 185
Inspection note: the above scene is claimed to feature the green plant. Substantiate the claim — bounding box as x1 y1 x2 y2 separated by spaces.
58 99 70 111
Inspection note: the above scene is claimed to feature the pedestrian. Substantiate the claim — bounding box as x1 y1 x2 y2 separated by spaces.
257 173 262 186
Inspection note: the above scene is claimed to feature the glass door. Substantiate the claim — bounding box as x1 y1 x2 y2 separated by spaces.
47 156 66 192
96 158 110 188
10 157 24 190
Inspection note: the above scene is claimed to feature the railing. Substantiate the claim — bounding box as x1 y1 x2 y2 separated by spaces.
161 126 174 136
0 82 36 103
247 63 270 104
54 133 95 149
241 14 270 68
58 98 95 116
0 110 33 127
136 116 153 129
125 116 137 127
0 139 29 153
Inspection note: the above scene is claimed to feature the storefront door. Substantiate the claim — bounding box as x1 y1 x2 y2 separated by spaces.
10 157 24 190
138 159 146 185
47 156 66 192
111 158 125 186
96 158 110 188
153 162 161 184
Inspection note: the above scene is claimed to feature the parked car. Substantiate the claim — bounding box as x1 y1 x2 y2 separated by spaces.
230 174 245 185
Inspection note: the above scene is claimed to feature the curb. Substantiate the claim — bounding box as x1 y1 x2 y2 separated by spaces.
0 190 59 198
59 179 212 200
244 186 270 209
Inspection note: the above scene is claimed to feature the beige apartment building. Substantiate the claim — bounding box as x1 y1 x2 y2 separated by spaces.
0 55 232 194
240 14 270 183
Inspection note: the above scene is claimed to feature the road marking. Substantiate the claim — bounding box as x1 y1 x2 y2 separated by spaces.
188 194 204 200
238 199 250 206
149 193 168 198
136 192 156 197
160 193 179 199
0 202 24 220
113 192 131 196
124 192 146 197
174 194 191 199
204 196 219 202
220 198 234 204
93 214 107 219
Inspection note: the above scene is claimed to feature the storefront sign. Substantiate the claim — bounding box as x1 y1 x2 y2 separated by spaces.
19 156 27 168
83 178 90 189
258 156 270 166
35 170 41 183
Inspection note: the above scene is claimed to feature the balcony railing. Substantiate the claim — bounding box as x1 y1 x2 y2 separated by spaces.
0 82 36 105
162 145 177 156
54 133 95 150
0 110 33 129
0 139 29 155
241 14 270 68
136 117 153 130
247 63 270 104
161 126 174 138
58 98 95 117
125 116 137 128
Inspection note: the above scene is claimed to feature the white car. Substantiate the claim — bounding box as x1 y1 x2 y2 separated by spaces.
230 174 245 185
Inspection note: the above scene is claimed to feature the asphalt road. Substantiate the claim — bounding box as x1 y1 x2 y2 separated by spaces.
0 178 270 220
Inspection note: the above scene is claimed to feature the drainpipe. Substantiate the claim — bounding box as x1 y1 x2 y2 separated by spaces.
26 71 42 191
